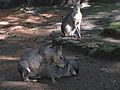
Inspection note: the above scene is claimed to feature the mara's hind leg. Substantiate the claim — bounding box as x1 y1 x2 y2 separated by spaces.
76 25 81 38
21 69 30 82
22 68 37 82
67 65 71 76
65 25 76 37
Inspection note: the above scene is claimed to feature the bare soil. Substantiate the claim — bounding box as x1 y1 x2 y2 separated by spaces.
0 3 120 90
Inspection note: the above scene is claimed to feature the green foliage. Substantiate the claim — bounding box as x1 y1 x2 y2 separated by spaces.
102 22 120 38
88 46 115 57
11 7 20 12
98 46 115 53
105 22 120 32
88 45 120 59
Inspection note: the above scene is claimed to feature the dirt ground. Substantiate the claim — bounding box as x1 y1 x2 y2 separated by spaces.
0 3 120 90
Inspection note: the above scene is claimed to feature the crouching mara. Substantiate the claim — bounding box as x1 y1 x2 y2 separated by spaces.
18 46 65 83
32 58 79 80
63 58 79 76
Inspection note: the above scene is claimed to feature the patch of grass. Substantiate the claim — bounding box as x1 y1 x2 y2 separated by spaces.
88 46 120 60
98 46 115 53
88 46 115 57
102 22 120 38
105 22 120 32
11 7 20 12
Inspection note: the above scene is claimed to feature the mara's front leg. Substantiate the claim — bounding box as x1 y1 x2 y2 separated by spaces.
22 68 37 82
47 64 57 83
76 24 81 38
74 19 81 38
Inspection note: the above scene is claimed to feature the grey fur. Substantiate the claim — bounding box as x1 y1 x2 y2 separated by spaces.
18 46 64 83
32 58 79 79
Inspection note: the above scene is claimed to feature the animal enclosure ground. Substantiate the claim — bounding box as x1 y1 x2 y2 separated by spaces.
0 3 120 90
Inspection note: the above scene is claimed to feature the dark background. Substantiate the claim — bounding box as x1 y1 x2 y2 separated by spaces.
0 0 120 9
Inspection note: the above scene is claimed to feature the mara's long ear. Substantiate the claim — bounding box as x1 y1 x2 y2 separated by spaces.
54 45 63 55
72 0 75 5
72 0 81 7
77 0 81 3
76 0 82 5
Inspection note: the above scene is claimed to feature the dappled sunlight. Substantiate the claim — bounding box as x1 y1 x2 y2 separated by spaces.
25 16 46 23
83 11 111 19
102 38 120 44
9 25 23 30
81 20 96 30
82 11 111 30
111 10 120 21
6 16 20 21
0 11 50 36
8 26 54 36
82 4 120 31
0 81 30 87
11 13 28 19
5 13 28 23
113 15 120 21
40 13 57 18
0 34 9 40
9 26 40 35
101 62 120 73
97 12 111 18
0 8 62 38
0 21 9 25
0 81 55 90
0 56 20 61
15 27 40 35
100 68 120 73
0 10 59 37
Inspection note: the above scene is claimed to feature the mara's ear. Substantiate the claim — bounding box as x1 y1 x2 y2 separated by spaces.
54 45 62 51
54 45 63 55
72 0 81 7
72 0 76 5
76 0 82 6
77 0 81 4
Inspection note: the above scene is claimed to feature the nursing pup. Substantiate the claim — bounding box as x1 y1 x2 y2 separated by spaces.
33 58 79 80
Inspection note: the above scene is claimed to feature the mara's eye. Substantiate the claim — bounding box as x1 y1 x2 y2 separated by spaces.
60 56 64 60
